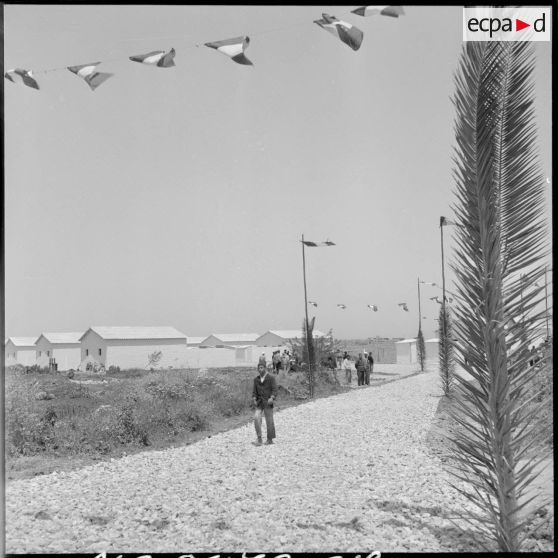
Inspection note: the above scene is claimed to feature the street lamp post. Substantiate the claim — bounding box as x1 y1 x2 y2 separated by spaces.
417 279 436 371
300 235 335 398
544 264 549 339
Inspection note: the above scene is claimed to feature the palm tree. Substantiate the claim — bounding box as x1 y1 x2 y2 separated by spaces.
449 40 549 551
438 303 455 397
416 328 426 372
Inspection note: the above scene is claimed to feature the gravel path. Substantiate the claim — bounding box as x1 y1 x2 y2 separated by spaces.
6 370 486 553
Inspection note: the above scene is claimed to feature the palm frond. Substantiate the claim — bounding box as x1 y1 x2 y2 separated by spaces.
447 39 548 551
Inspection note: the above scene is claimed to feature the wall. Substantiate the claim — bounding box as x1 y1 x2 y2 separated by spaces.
339 339 397 363
52 346 82 370
425 340 439 361
80 330 107 366
396 342 417 364
5 341 36 366
35 336 52 366
106 339 190 369
255 332 286 347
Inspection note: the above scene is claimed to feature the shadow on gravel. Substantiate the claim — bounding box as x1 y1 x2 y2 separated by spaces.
372 499 483 551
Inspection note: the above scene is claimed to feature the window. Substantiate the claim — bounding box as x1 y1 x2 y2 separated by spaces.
98 348 102 356
47 351 50 357
38 351 42 357
86 349 89 356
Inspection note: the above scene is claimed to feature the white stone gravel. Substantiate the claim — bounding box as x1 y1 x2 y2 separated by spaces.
6 370 487 553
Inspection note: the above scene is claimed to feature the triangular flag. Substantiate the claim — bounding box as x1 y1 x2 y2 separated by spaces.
302 240 336 247
67 62 113 91
314 13 364 51
5 68 39 90
129 48 176 67
351 6 405 18
205 36 253 66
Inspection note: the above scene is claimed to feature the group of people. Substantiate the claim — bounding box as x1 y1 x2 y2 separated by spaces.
258 349 298 374
341 351 374 386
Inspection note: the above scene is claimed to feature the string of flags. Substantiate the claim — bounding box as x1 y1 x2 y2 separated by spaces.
5 7 405 91
303 301 442 313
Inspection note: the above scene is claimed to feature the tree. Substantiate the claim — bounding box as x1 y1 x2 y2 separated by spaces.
449 39 549 551
147 350 163 370
438 303 455 397
416 328 426 372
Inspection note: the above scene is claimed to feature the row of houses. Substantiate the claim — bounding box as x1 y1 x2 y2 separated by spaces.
4 327 327 371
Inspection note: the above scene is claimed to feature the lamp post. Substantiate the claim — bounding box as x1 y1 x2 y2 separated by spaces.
301 235 335 397
544 264 549 339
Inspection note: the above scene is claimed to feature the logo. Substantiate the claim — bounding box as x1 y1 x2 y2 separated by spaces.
463 7 551 42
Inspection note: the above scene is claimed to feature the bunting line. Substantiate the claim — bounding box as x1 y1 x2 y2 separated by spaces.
5 7 406 91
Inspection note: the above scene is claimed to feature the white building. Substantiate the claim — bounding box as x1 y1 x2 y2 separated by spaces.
35 332 83 370
79 326 188 370
255 329 327 347
395 338 417 364
425 338 440 361
200 333 260 347
5 337 37 366
186 336 206 347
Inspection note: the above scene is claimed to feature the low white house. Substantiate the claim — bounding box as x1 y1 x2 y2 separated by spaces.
5 337 37 366
395 338 417 364
255 329 327 347
425 338 440 361
200 333 260 347
186 336 206 347
35 332 83 370
79 326 188 370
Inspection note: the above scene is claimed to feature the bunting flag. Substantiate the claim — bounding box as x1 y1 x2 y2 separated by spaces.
314 13 364 51
204 36 253 65
351 6 406 18
4 68 40 90
337 304 347 310
129 48 176 67
398 302 409 312
301 240 336 247
67 62 113 91
440 216 458 226
367 304 378 311
308 301 318 307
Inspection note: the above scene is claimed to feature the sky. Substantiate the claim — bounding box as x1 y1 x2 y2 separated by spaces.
3 5 553 341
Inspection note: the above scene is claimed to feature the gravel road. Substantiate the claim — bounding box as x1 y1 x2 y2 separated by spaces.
6 370 491 553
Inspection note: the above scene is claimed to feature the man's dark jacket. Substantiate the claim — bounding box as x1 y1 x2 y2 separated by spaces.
252 373 278 409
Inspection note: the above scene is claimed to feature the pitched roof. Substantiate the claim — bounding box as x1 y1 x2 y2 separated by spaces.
265 329 327 340
82 326 187 341
39 332 83 344
204 333 260 343
6 336 37 347
186 336 206 345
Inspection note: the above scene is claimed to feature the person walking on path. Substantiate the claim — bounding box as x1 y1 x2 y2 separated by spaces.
355 353 367 386
252 363 278 445
367 352 374 383
341 354 352 385
258 353 266 367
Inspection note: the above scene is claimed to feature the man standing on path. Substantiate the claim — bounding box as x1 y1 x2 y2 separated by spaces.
252 362 278 445
367 352 374 384
355 353 367 386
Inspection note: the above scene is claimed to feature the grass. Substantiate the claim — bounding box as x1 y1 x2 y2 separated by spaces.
4 364 348 479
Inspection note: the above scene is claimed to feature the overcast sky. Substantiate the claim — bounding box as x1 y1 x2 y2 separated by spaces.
4 5 552 341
